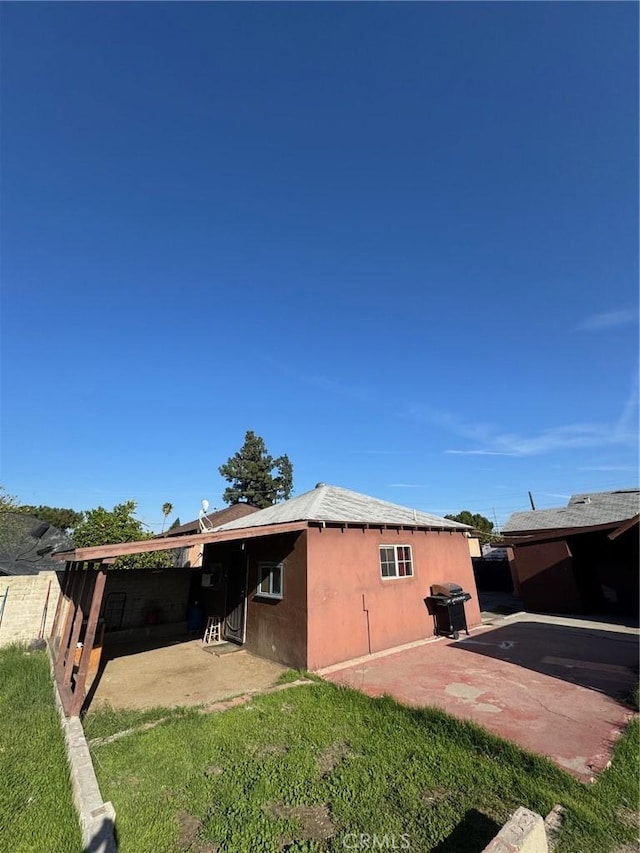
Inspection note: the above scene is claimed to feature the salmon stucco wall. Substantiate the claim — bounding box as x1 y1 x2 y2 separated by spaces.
245 532 308 669
306 527 481 670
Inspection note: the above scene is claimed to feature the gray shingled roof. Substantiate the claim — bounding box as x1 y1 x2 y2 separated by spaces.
213 484 470 532
503 489 640 533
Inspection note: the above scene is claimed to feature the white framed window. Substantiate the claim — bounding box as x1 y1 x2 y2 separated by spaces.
257 562 284 599
379 545 413 579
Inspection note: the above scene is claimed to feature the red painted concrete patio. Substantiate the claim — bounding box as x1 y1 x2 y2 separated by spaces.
322 615 639 781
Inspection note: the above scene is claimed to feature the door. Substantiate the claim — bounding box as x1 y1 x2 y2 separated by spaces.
224 548 248 644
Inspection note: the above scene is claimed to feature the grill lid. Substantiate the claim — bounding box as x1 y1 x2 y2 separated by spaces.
430 582 464 597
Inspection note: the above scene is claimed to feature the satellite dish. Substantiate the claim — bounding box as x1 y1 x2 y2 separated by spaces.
0 513 73 576
198 499 214 532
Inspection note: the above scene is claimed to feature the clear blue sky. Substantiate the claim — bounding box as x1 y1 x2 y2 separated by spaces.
1 2 638 532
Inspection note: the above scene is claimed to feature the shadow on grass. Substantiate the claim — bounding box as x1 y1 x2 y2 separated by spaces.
432 809 501 853
85 815 117 853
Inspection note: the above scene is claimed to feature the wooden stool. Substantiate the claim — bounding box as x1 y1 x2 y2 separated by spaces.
203 615 223 645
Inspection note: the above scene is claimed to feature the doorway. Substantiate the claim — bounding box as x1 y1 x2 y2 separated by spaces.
224 547 248 644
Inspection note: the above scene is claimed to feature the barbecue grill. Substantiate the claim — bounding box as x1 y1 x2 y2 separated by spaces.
425 582 472 639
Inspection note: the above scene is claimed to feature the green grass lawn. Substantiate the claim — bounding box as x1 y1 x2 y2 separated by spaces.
85 678 639 853
0 645 82 853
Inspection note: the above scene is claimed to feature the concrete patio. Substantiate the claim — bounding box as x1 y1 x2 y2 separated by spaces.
88 638 286 710
321 613 639 781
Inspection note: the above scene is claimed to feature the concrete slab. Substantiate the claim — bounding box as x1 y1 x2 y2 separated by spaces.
89 639 286 710
324 616 638 781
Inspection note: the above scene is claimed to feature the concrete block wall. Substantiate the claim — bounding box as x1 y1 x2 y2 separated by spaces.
482 808 548 853
104 569 192 631
0 571 62 646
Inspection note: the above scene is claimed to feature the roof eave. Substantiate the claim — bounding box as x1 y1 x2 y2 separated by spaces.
307 519 469 532
503 517 636 545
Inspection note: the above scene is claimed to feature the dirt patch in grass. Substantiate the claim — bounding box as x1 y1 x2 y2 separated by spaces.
248 742 289 758
265 802 335 847
317 740 351 776
617 807 640 829
176 810 219 853
423 787 455 805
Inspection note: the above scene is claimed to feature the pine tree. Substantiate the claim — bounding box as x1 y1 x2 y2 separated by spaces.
218 431 293 508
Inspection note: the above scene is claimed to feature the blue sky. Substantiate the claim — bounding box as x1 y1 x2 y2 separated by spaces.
1 2 638 532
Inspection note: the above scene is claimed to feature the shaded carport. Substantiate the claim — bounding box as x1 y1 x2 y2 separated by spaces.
504 514 640 618
49 522 304 716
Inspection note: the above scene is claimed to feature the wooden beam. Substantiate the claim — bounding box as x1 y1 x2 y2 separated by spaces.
49 561 71 645
71 567 107 717
608 514 640 541
63 568 89 687
52 521 310 562
55 563 81 668
58 682 74 717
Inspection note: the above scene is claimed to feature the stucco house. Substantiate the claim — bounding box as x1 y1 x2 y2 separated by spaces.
50 484 480 715
503 489 639 617
198 483 480 670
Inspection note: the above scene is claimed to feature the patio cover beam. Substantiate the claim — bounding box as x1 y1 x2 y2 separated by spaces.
55 562 82 668
62 568 89 687
608 514 640 541
52 521 311 563
71 566 106 716
49 560 75 654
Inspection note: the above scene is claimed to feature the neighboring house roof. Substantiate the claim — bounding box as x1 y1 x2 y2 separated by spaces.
161 503 259 536
502 489 640 534
213 483 470 533
0 512 73 576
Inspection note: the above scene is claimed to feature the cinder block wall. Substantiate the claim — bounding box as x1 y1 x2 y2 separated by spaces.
104 569 192 630
0 571 62 646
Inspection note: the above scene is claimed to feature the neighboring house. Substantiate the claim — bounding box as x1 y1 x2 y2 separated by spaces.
481 544 509 561
199 483 480 669
160 503 259 568
503 489 639 617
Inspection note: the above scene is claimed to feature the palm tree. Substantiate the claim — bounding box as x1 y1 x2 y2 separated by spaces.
161 502 173 534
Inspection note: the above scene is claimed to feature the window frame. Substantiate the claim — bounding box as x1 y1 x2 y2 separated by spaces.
256 561 284 600
379 544 414 580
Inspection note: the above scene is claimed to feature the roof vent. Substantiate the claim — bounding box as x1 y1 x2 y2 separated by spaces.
315 482 327 489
